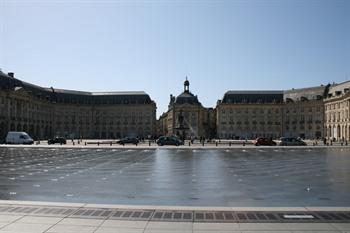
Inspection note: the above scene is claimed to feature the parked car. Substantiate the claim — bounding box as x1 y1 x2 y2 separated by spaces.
254 137 277 146
279 137 307 146
5 131 34 145
48 137 67 145
157 136 183 146
117 137 139 145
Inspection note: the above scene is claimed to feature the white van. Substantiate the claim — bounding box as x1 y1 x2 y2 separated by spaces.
5 132 34 145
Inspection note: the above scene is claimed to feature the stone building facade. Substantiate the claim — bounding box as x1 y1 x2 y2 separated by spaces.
283 86 328 139
0 71 156 140
157 79 216 139
215 87 329 140
216 91 284 139
324 81 350 141
3 69 350 142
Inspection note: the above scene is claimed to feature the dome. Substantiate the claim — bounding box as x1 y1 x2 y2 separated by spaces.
174 92 200 105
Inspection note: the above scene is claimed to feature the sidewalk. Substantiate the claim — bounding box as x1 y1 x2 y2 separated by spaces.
0 201 349 233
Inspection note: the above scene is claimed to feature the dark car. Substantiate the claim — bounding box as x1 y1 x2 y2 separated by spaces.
117 137 139 145
254 137 277 146
157 136 183 146
48 137 66 145
279 137 307 146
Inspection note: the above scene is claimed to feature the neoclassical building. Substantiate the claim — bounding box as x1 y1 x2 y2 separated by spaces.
158 80 350 141
324 81 350 141
0 71 156 140
216 85 332 140
216 91 284 139
283 85 328 139
2 69 350 142
157 79 216 139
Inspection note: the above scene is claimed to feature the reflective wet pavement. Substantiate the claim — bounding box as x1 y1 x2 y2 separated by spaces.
0 147 349 206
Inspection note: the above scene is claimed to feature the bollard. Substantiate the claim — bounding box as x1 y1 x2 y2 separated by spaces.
85 142 87 146
243 141 245 146
78 140 80 145
189 141 191 146
229 142 231 147
110 142 112 146
98 142 100 146
73 142 75 146
202 141 204 147
216 141 218 147
149 141 151 146
60 142 62 146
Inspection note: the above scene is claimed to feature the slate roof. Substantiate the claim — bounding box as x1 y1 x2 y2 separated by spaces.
326 80 350 98
221 91 284 104
283 85 328 102
0 71 154 105
174 91 201 105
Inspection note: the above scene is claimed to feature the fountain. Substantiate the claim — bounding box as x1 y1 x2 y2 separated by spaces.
174 110 189 140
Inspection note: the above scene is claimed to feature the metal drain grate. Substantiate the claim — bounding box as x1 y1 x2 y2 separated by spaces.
314 212 350 222
152 211 193 222
109 209 153 221
194 212 235 222
70 208 114 219
0 206 76 216
0 205 349 223
235 212 281 222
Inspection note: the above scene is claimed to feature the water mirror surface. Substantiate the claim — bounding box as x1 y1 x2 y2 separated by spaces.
0 147 349 206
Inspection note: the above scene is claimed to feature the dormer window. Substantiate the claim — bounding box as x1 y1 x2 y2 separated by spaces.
301 96 308 101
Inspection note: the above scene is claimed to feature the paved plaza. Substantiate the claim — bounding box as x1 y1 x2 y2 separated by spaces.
0 201 350 233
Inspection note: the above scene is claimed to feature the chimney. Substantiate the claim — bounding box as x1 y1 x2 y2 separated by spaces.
8 72 14 78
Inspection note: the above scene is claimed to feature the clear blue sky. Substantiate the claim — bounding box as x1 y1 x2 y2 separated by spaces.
0 0 349 117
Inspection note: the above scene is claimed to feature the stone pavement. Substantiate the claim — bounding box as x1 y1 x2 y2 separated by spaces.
0 201 349 233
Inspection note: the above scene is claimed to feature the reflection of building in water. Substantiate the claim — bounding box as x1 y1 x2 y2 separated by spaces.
157 78 216 139
324 81 350 141
0 71 156 140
